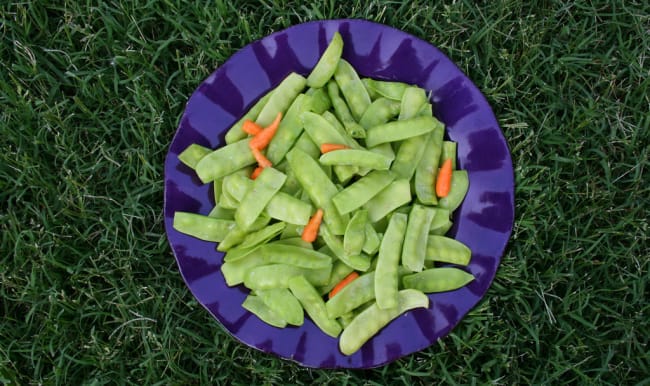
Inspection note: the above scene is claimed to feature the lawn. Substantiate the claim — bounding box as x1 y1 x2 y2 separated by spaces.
1 0 648 384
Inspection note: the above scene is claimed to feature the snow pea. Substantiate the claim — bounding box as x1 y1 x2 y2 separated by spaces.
425 235 472 265
429 208 452 235
306 31 343 88
344 209 367 257
266 93 309 165
319 149 393 170
256 243 332 269
325 271 376 318
305 87 331 114
195 138 256 183
318 259 355 295
256 72 306 126
368 143 395 163
274 237 313 249
292 131 321 160
244 263 332 290
256 288 304 326
375 212 407 309
338 289 429 355
178 144 211 170
358 97 401 129
319 223 371 272
288 275 342 338
441 140 458 169
286 148 349 235
235 167 287 231
437 170 469 211
417 102 433 117
362 78 409 101
401 205 435 272
332 170 396 215
361 78 379 100
208 204 235 220
237 222 286 249
362 222 381 255
301 111 358 149
280 223 304 240
398 86 428 121
364 179 411 223
390 133 429 180
365 116 439 148
242 294 287 328
402 267 474 293
173 212 235 242
327 80 366 139
333 59 372 122
225 91 273 144
221 246 268 286
414 124 445 205
218 214 271 251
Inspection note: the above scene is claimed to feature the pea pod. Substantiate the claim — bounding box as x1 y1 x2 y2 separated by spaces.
327 80 366 139
173 212 235 242
362 78 409 101
390 133 429 180
235 167 287 231
242 294 287 328
332 170 396 215
318 259 355 295
414 124 445 205
437 170 469 211
208 205 235 220
266 93 310 165
256 244 332 269
375 212 407 309
237 222 286 249
319 223 371 272
225 91 273 144
401 205 435 272
195 138 256 183
417 102 433 117
429 208 452 236
402 267 474 293
425 235 472 265
365 116 439 148
326 271 376 318
218 214 271 251
364 179 411 223
178 144 211 169
305 87 331 114
362 223 381 255
306 31 343 88
398 86 428 121
339 289 429 355
289 275 342 338
256 72 307 127
334 59 372 121
359 97 401 129
274 237 313 249
343 209 368 257
244 263 332 290
319 149 393 170
256 288 304 326
441 141 458 170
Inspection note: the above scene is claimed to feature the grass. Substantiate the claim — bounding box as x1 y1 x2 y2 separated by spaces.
1 0 648 384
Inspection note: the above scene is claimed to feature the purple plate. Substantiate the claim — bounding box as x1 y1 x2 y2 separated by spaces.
164 19 514 368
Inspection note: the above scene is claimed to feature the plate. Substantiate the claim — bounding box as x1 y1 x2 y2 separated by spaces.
163 19 514 368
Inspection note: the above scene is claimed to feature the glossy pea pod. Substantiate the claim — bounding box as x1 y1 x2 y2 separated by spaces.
362 78 409 101
402 267 474 293
234 167 287 231
244 263 332 290
305 87 331 114
292 131 321 160
338 289 429 355
428 208 453 236
425 235 472 265
318 149 393 170
441 141 458 169
374 212 408 309
256 288 304 326
217 214 271 251
237 222 286 249
208 204 235 220
266 93 310 165
327 79 366 138
333 59 372 122
319 223 371 272
343 209 368 257
358 97 401 129
306 31 343 88
437 170 469 211
332 170 396 215
398 86 428 121
414 123 445 205
173 212 235 242
255 244 332 268
178 144 211 170
363 179 412 223
365 116 438 148
242 294 287 328
362 222 381 254
401 204 436 272
288 275 342 338
256 72 306 127
195 138 257 183
224 91 273 144
318 259 355 295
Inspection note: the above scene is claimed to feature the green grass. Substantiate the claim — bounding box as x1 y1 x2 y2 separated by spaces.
1 0 648 384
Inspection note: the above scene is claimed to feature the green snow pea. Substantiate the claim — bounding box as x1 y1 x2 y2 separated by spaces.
327 80 366 139
417 102 433 117
401 204 436 272
244 263 332 290
343 209 368 257
178 144 211 169
319 223 371 272
256 244 332 269
237 222 286 249
358 97 401 129
364 179 412 223
274 237 313 249
225 91 273 144
286 148 349 235
368 143 395 163
256 288 304 326
429 208 452 235
398 86 428 121
318 259 355 295
325 271 376 318
362 78 408 101
195 138 256 183
173 212 235 242
425 235 472 265
361 78 379 100
338 289 429 355
208 205 235 220
319 149 393 170
437 170 469 211
292 131 321 160
266 93 310 165
362 223 381 255
306 31 343 88
305 87 331 114
288 275 342 338
390 133 429 180
441 141 457 169
402 267 474 293
414 123 445 205
365 116 439 148
374 212 407 309
256 72 306 127
333 59 372 122
234 167 286 231
301 111 358 149
332 170 396 215
217 214 271 251
242 294 287 328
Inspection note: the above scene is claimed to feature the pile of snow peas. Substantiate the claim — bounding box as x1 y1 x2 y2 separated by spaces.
173 31 474 356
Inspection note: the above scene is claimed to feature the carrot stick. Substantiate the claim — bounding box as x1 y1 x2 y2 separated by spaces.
328 272 360 299
242 120 263 136
435 158 453 198
250 166 264 180
249 112 282 150
320 143 349 154
301 208 324 243
251 148 272 168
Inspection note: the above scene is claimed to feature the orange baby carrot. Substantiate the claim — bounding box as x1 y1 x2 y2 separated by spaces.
250 166 264 180
242 120 263 136
249 112 282 150
251 147 272 168
436 158 453 198
320 143 349 154
301 208 324 243
328 272 360 299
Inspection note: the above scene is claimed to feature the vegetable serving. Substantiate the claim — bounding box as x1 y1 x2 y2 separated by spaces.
173 31 473 356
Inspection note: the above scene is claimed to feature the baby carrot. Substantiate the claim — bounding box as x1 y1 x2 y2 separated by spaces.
251 148 273 168
320 143 349 154
435 158 453 198
249 112 282 150
250 166 264 180
242 120 263 136
329 272 360 299
301 208 324 243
